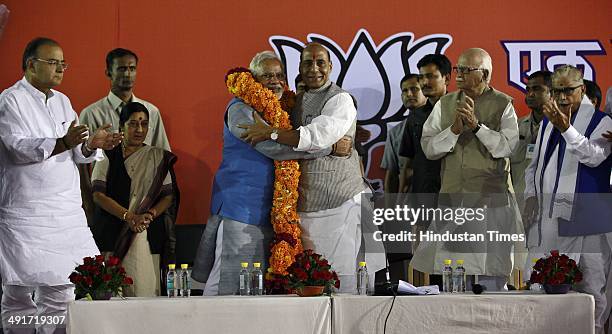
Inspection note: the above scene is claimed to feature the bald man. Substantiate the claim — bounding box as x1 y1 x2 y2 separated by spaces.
410 48 523 291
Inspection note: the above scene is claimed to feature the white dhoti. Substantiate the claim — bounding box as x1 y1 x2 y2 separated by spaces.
300 191 386 294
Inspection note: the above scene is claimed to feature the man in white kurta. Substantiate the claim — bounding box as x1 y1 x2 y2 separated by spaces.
411 48 523 291
0 38 117 334
523 65 612 334
241 43 386 293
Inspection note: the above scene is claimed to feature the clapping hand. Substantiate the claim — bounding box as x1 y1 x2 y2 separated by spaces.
457 95 478 130
87 124 123 150
62 120 89 148
542 100 570 132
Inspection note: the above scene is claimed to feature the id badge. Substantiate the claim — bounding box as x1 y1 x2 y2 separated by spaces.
525 144 535 160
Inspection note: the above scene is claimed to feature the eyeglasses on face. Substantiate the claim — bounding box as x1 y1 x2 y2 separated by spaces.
551 85 582 97
452 66 483 74
259 72 286 81
33 58 68 70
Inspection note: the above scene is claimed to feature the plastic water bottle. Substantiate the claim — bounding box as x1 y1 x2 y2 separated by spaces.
442 259 453 293
251 263 264 295
180 264 191 298
452 259 466 293
529 258 543 292
356 261 369 295
166 264 178 298
239 262 251 296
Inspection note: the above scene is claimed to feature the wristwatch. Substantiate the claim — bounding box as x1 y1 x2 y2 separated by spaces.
270 129 279 141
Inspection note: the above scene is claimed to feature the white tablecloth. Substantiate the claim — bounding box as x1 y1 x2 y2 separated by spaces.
67 295 331 334
331 292 595 334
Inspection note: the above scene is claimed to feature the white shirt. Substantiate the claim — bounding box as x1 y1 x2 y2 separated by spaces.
295 92 356 152
421 99 519 160
80 91 171 151
0 77 101 285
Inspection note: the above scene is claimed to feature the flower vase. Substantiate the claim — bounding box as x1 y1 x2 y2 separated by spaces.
543 283 571 294
92 291 113 300
296 286 325 297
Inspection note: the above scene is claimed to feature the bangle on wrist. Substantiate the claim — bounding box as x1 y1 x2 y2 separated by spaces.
122 210 129 221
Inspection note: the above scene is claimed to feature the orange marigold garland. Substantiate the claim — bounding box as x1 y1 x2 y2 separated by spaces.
225 69 303 287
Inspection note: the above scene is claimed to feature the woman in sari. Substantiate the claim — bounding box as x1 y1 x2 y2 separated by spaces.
91 101 176 296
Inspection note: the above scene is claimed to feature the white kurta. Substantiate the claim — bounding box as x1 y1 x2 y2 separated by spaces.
0 77 101 286
524 96 612 263
412 95 525 276
294 87 386 288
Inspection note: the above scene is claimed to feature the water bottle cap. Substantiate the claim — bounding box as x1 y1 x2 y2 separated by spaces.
358 261 367 267
253 263 261 268
456 260 464 265
241 262 249 268
168 264 176 269
181 264 188 269
444 259 452 265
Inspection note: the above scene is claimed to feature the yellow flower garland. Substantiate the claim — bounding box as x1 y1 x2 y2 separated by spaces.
226 70 303 276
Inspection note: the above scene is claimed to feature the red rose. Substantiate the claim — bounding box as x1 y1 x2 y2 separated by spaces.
318 259 329 267
304 261 311 271
95 255 104 264
83 257 94 265
554 272 566 282
107 256 120 267
84 276 93 286
69 273 83 284
550 250 560 257
312 271 323 280
102 274 112 282
294 268 308 281
119 267 126 274
574 271 583 283
123 277 134 285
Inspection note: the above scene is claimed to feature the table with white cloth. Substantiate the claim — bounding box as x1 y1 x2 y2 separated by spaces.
66 292 594 334
332 292 595 334
66 295 331 334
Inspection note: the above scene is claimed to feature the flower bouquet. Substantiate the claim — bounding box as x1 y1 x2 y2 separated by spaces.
530 250 583 294
69 255 133 300
286 249 339 296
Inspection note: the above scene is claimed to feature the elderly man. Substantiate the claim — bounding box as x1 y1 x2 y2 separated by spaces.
524 65 612 334
0 37 120 334
410 48 522 291
242 43 386 293
510 70 552 199
79 48 171 225
381 73 427 193
191 51 348 295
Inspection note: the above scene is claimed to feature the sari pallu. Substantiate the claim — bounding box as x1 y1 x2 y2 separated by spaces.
91 145 177 296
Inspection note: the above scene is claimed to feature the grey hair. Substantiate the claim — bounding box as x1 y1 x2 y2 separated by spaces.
552 65 584 84
249 51 283 77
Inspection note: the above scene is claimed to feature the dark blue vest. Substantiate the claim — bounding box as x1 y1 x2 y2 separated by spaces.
209 98 274 226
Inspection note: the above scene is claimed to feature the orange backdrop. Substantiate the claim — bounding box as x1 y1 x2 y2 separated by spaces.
0 0 610 225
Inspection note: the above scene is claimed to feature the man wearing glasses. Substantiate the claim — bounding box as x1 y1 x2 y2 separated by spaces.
192 51 349 295
411 48 522 291
524 65 612 334
0 37 121 333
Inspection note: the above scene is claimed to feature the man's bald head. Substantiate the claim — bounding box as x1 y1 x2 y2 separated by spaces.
300 43 331 63
458 48 492 84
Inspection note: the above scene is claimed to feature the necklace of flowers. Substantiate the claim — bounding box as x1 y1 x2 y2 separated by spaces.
225 68 303 280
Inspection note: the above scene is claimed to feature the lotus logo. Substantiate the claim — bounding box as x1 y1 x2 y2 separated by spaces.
270 29 453 191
